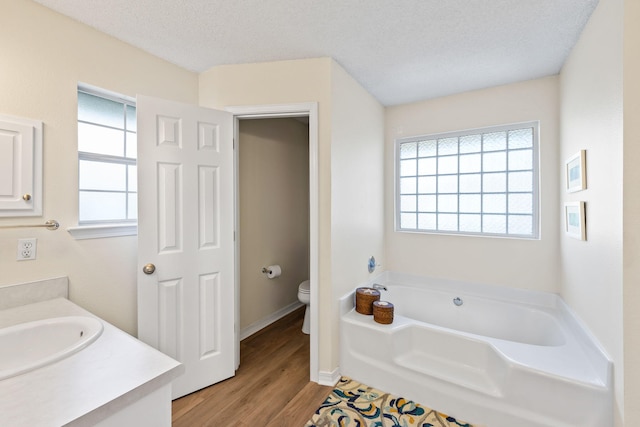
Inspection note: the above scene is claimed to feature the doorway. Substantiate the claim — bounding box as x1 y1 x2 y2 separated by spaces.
228 103 319 382
237 117 309 337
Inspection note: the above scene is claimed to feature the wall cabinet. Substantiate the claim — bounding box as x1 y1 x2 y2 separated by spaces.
0 114 43 217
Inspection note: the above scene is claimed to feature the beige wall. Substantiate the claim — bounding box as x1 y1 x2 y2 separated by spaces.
384 77 560 292
199 58 335 374
199 58 385 375
238 118 309 330
6 4 630 415
1 7 387 378
559 0 624 423
329 61 386 369
623 0 640 423
0 1 198 335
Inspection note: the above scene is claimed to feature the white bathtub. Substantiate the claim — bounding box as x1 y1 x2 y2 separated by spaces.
339 272 612 427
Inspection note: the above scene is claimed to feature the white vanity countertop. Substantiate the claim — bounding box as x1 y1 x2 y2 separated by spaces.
0 297 183 427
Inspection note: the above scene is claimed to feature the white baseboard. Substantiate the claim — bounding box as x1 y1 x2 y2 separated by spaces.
318 368 340 386
240 301 304 340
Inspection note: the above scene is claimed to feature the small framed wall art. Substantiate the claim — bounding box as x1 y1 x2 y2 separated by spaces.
565 201 586 240
565 150 586 192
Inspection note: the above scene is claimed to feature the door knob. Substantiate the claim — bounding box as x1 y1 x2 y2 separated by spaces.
22 194 31 201
142 263 156 275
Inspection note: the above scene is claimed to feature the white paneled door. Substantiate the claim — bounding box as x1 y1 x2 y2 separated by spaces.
136 96 235 399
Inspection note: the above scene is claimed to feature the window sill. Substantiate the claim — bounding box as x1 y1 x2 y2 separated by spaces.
67 223 137 240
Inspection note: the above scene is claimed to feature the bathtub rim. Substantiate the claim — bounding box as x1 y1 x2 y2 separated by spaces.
340 270 613 388
339 270 614 427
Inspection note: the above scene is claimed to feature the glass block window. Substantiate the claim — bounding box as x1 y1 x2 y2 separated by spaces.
396 122 539 238
78 86 137 224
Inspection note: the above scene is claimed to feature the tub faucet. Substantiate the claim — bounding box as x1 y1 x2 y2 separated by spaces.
372 283 387 292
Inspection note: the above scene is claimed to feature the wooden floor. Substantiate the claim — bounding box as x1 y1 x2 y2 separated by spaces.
172 307 332 426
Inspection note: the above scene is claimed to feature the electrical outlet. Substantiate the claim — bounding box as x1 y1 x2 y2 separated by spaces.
17 238 37 261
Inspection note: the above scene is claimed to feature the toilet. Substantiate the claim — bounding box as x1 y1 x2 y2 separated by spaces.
298 280 310 334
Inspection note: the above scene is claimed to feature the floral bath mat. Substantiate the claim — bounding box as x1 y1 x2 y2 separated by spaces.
305 377 477 427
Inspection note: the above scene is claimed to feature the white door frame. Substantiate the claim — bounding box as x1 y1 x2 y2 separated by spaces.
226 102 319 383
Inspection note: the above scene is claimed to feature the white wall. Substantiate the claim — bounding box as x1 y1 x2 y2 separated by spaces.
623 0 640 423
8 5 628 415
199 58 385 376
559 0 624 423
0 1 198 335
385 77 560 292
238 118 309 330
199 58 335 374
329 61 385 369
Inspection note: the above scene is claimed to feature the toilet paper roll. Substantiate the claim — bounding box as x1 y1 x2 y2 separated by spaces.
266 265 282 279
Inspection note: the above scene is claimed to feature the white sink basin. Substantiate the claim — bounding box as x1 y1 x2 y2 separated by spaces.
0 316 103 380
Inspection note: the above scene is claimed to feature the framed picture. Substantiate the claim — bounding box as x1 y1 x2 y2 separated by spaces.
565 201 586 240
565 150 586 192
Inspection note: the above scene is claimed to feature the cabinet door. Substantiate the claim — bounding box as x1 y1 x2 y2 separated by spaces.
0 115 42 217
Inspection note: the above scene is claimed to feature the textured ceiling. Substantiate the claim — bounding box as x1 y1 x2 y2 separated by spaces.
33 0 598 106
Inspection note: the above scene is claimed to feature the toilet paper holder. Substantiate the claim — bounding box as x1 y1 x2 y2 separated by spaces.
261 265 282 278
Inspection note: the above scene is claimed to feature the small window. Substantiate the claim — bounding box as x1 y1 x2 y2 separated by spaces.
396 122 539 238
77 86 136 224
